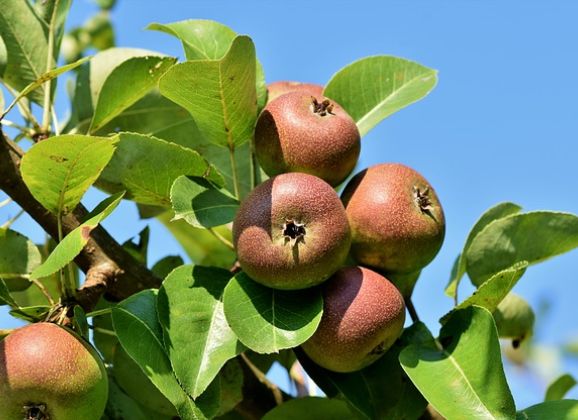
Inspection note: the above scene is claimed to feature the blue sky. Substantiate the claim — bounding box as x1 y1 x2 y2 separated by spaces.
2 0 578 410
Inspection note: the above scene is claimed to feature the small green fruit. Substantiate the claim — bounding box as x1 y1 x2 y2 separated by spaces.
255 92 361 187
302 266 406 372
342 163 445 274
233 173 351 290
267 80 324 103
113 344 177 416
493 292 535 347
0 322 108 420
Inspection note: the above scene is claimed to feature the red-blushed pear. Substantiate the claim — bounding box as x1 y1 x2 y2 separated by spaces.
301 266 406 373
233 172 351 290
267 80 324 103
0 322 108 420
255 92 361 187
342 163 445 276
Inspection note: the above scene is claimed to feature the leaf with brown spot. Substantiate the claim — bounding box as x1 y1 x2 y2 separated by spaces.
21 134 119 215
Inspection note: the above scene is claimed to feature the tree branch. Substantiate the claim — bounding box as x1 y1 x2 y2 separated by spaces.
0 126 161 311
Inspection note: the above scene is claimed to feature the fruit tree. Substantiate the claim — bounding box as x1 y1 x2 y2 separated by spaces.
0 1 577 419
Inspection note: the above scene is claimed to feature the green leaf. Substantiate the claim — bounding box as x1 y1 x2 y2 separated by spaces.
21 134 118 215
73 305 89 339
70 47 165 128
298 322 429 420
34 0 72 49
517 400 578 419
104 376 156 420
324 56 437 137
216 359 244 417
111 290 208 420
122 226 149 265
0 0 49 104
9 305 51 322
445 202 523 299
466 211 578 286
157 265 243 398
158 213 236 269
400 306 515 420
0 36 7 77
0 82 5 115
148 20 237 61
30 192 124 279
0 278 17 307
1 56 90 118
112 343 178 416
0 228 42 291
92 298 117 363
83 89 253 198
223 272 323 354
440 262 528 325
98 132 222 207
171 176 239 228
90 56 176 133
151 255 184 279
159 36 257 148
263 397 354 420
545 374 577 402
148 19 267 111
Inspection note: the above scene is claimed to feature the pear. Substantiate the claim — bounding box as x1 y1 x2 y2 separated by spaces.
302 266 406 372
233 173 351 290
0 322 108 420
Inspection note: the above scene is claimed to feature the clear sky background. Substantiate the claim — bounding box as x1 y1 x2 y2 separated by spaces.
1 0 578 411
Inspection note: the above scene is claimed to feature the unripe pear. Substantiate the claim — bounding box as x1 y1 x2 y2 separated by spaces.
0 322 108 420
493 292 535 347
233 173 351 290
342 163 445 274
267 81 324 103
302 266 406 372
255 92 361 187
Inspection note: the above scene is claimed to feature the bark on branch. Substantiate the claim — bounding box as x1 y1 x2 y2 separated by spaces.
0 126 161 311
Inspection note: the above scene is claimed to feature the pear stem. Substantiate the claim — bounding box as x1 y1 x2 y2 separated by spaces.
406 297 420 323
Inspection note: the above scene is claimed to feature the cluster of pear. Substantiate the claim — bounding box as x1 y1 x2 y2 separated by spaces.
234 81 446 372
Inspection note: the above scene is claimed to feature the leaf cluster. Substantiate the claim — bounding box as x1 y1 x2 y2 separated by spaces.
0 5 577 420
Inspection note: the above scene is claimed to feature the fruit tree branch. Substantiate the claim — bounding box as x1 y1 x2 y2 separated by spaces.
0 125 161 311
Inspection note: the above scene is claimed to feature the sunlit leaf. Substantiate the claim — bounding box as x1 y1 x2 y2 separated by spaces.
159 36 257 148
516 400 578 419
111 290 209 419
440 262 528 325
324 56 437 137
466 211 578 286
157 265 243 398
223 272 323 354
90 56 176 133
30 192 124 280
0 0 49 103
21 134 118 215
545 374 577 402
400 306 516 419
98 132 223 207
445 202 522 299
